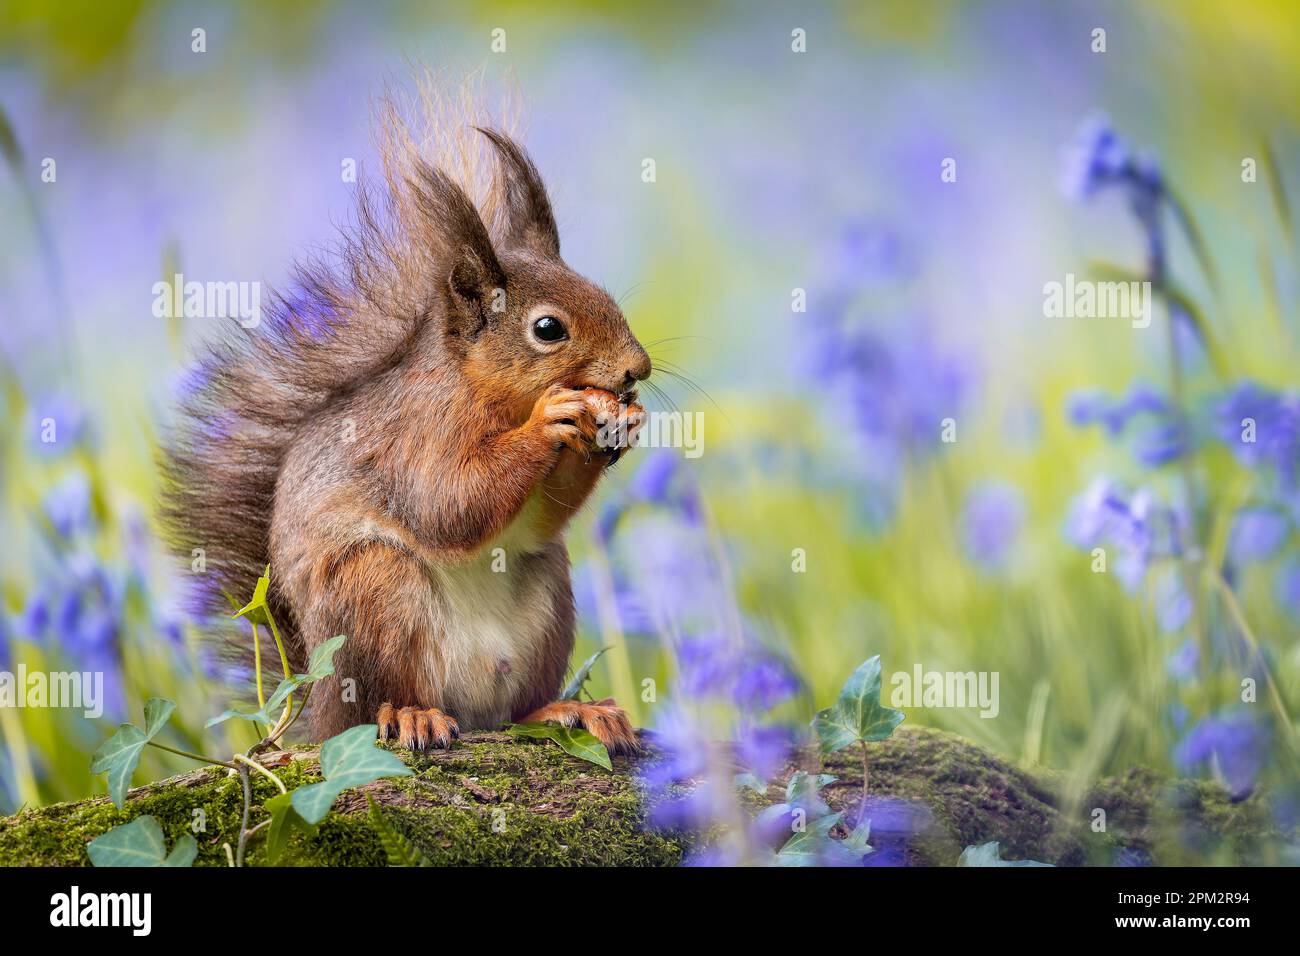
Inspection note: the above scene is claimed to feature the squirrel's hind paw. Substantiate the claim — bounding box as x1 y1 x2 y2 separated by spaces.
518 698 639 755
376 703 460 751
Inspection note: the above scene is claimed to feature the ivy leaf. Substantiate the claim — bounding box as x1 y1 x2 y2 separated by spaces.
775 812 842 867
813 655 905 755
290 724 412 824
206 635 347 729
560 647 611 701
367 795 432 866
90 698 177 808
262 792 318 865
841 817 873 855
506 722 613 771
87 815 197 867
959 841 1053 867
785 770 836 807
232 564 274 626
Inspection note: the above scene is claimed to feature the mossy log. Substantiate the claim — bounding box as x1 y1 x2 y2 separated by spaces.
0 726 1280 866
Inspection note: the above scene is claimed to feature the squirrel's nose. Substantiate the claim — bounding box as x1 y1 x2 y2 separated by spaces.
624 348 652 385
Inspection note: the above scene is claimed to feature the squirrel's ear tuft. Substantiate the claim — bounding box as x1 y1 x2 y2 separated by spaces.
476 127 560 259
411 161 505 337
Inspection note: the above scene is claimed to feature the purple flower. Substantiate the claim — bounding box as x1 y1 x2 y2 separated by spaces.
595 452 702 545
960 482 1024 568
20 590 51 638
1166 638 1199 680
1060 114 1131 201
29 395 93 456
857 796 935 868
638 705 711 789
1060 113 1162 207
820 219 918 292
1068 384 1167 437
1132 421 1188 467
1068 385 1187 467
733 654 801 711
676 633 739 698
1066 476 1130 546
1066 479 1187 591
1213 382 1300 491
579 512 722 638
1228 507 1290 566
675 632 800 713
1154 568 1192 633
1276 557 1300 619
735 724 794 784
811 321 974 490
42 472 93 539
1114 846 1152 867
1175 709 1269 799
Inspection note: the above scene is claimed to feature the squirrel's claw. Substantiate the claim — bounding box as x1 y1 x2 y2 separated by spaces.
377 703 459 751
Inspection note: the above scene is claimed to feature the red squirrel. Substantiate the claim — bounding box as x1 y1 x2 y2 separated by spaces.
161 85 647 753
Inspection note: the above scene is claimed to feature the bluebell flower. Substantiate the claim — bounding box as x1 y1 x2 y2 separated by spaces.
1068 384 1167 437
570 560 656 636
960 482 1024 569
1166 638 1199 680
1213 382 1300 491
1060 113 1163 216
20 589 51 639
857 796 935 868
1065 476 1130 546
42 471 93 539
602 514 726 637
595 452 703 546
676 632 740 698
1067 479 1187 592
821 219 917 292
1132 421 1189 467
735 724 794 784
1154 568 1193 633
1060 113 1132 201
1227 507 1290 567
638 705 711 790
733 653 801 712
1275 557 1300 620
1175 709 1269 799
1068 385 1187 466
1114 846 1152 867
29 395 93 456
815 324 974 505
674 630 800 713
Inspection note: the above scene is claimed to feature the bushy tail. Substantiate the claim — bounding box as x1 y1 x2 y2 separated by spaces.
159 70 520 663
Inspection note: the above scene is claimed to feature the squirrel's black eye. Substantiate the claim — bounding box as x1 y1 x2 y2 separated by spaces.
532 315 568 343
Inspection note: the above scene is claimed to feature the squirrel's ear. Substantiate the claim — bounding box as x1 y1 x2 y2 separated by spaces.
411 161 506 337
476 127 561 259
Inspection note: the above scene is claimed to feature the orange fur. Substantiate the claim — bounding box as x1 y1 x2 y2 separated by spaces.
520 698 639 755
164 80 650 755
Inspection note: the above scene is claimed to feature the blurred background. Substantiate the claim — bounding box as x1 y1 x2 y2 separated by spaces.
1 1 1298 863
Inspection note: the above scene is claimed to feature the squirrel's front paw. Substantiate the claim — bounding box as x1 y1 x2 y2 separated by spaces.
376 703 459 751
527 385 644 462
589 389 645 461
518 698 639 755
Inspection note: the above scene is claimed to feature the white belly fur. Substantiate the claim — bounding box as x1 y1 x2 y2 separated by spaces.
422 490 555 728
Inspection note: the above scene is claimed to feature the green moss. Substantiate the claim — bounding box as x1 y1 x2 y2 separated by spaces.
0 733 686 867
1076 767 1282 866
0 726 1284 866
809 728 1286 866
